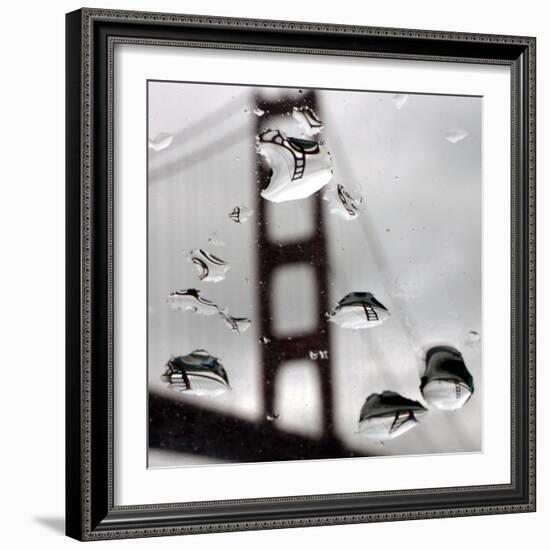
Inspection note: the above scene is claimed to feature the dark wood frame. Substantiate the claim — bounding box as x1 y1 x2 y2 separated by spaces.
66 7 536 541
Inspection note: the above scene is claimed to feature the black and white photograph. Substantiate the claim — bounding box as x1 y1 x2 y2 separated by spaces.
147 81 482 468
0 0 544 545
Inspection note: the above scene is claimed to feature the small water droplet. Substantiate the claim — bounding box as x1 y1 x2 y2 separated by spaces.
322 182 365 221
445 127 468 144
391 94 409 110
148 133 173 151
167 289 250 334
183 248 230 283
221 314 251 334
228 205 253 223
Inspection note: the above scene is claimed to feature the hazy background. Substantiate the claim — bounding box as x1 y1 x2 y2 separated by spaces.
147 80 482 467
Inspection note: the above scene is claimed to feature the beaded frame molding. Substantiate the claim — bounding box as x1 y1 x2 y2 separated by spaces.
66 7 536 541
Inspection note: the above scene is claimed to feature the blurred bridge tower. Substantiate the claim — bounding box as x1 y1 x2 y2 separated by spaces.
255 91 336 438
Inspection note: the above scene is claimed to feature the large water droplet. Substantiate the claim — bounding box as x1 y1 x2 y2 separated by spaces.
328 292 390 329
161 350 230 396
257 129 333 203
420 346 474 410
358 391 426 440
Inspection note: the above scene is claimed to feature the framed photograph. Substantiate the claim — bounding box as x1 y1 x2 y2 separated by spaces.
66 8 536 541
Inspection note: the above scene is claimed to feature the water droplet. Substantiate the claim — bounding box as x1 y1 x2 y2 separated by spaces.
259 336 271 344
221 314 251 334
391 94 409 110
183 248 230 283
421 346 474 410
358 391 427 440
468 330 481 343
266 413 280 422
161 350 230 396
148 132 173 151
228 205 253 223
167 289 251 334
328 292 390 329
445 127 468 144
253 107 265 117
167 289 220 316
257 129 333 203
322 182 365 220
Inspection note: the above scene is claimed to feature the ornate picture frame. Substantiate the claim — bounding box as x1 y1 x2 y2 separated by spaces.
66 8 536 541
